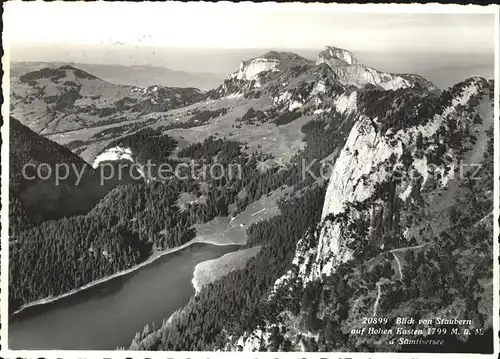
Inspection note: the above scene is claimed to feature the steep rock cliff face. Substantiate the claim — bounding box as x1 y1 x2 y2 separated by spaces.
290 76 490 283
232 76 494 352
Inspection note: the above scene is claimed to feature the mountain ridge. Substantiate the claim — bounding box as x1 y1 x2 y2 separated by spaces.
210 46 438 101
8 44 494 353
228 76 494 352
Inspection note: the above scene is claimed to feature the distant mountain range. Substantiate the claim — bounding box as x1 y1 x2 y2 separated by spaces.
10 62 225 91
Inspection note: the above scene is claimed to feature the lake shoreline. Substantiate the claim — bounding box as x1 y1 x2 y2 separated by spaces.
191 245 261 293
11 238 242 318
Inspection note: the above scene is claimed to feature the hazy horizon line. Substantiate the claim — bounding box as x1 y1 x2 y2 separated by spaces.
9 45 494 90
9 42 495 53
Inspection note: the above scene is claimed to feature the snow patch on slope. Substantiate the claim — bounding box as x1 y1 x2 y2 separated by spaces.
92 146 133 168
311 81 326 95
224 92 245 100
274 91 292 105
235 329 270 351
399 183 413 201
275 81 481 286
333 91 357 114
289 101 303 111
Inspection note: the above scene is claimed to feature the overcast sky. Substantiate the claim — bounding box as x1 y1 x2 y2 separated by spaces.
4 2 496 53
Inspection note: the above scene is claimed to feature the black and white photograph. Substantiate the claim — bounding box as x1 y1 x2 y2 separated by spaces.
1 2 498 356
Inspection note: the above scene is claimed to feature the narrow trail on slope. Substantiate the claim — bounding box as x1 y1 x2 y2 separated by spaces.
392 253 403 280
386 209 492 282
392 243 427 252
251 208 266 216
476 211 493 226
372 282 382 317
351 297 361 316
371 243 428 281
371 244 431 315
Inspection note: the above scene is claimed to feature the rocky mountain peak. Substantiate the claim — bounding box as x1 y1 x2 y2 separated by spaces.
260 51 312 64
317 46 359 66
212 45 438 101
229 51 313 81
314 45 442 92
286 76 492 283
